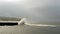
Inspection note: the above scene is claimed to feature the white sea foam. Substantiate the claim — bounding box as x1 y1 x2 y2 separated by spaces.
25 23 56 27
18 18 56 27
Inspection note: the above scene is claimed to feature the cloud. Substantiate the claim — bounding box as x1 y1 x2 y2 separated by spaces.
0 0 60 21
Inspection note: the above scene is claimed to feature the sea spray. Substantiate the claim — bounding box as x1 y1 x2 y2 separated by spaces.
18 18 56 27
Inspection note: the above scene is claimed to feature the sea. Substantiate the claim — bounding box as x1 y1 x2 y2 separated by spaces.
0 22 60 34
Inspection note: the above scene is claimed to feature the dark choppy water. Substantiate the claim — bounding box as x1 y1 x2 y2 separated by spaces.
0 24 60 34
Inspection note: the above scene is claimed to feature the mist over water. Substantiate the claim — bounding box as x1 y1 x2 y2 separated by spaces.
0 0 60 22
0 0 59 34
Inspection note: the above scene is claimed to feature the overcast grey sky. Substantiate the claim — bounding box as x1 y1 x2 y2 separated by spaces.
0 0 60 22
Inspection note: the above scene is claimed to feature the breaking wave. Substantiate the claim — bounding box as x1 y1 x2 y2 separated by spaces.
18 18 57 27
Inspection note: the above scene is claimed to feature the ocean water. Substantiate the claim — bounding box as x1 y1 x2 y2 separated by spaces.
0 24 59 34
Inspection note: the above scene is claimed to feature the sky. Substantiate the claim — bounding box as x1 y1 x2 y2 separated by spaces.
0 0 60 22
